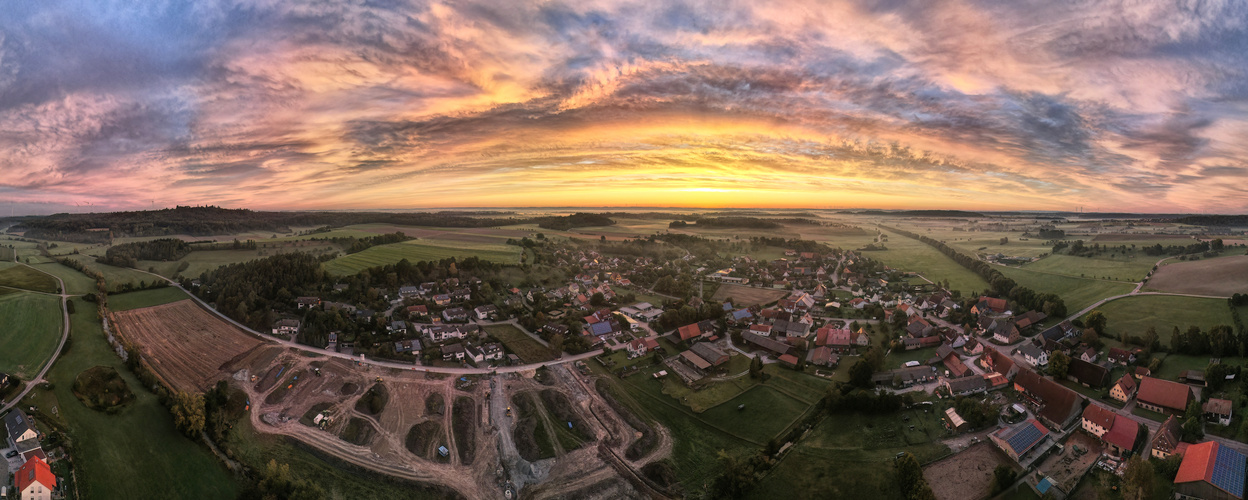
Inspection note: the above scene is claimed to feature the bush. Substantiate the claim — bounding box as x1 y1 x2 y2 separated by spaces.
71 366 135 413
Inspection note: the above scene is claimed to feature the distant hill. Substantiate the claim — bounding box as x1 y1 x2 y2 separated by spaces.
847 209 985 218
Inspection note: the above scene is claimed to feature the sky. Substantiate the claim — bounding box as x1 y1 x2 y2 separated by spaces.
3 0 1248 215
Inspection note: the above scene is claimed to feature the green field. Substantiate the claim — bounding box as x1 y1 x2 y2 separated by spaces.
1086 295 1235 342
108 287 192 311
64 254 161 290
22 303 239 500
0 264 60 293
998 266 1135 314
482 324 553 364
1021 254 1158 282
0 292 63 379
748 409 950 500
870 230 990 293
33 262 100 295
697 386 811 443
324 239 520 275
887 347 937 369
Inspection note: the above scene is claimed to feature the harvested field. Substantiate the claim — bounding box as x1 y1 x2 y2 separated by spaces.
923 442 1014 500
451 396 477 465
1093 233 1191 241
710 283 789 306
111 299 267 392
405 420 445 459
1147 255 1248 296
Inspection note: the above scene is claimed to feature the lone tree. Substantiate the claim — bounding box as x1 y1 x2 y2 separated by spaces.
171 391 206 438
1048 351 1071 379
849 360 875 388
990 464 1018 495
1085 310 1107 335
894 452 937 500
1121 456 1155 500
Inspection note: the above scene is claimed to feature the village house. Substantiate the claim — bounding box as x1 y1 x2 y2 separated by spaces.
1079 347 1098 363
972 296 1008 316
1174 441 1246 500
271 319 300 336
626 338 660 358
406 304 429 317
296 296 321 309
1110 374 1139 403
677 320 716 342
1151 415 1188 459
393 339 422 355
6 410 39 450
1107 347 1136 365
15 455 56 500
1080 404 1143 456
943 375 988 396
398 286 421 297
1137 377 1193 415
441 343 466 361
433 294 452 306
1067 358 1110 388
809 347 838 368
441 307 469 323
982 349 1020 380
816 326 854 353
743 332 791 357
1081 404 1116 438
1019 344 1048 367
990 419 1049 463
473 305 498 320
388 320 408 334
1205 398 1234 426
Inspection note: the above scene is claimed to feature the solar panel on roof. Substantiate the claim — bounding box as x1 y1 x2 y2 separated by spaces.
1212 446 1246 498
1005 423 1045 455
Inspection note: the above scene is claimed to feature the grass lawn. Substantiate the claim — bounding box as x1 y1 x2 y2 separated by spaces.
482 324 552 363
1131 406 1169 423
748 409 951 500
1088 295 1235 344
0 292 62 379
998 266 1135 314
698 385 811 443
22 305 240 500
1022 253 1157 282
0 264 60 293
323 239 520 275
1149 353 1219 382
107 287 192 311
659 367 757 412
887 347 937 370
868 230 990 294
33 261 100 295
602 369 761 488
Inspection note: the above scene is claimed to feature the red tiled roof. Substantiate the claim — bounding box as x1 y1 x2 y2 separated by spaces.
1175 441 1218 485
643 338 660 350
1103 414 1138 451
942 353 971 378
1082 404 1116 429
778 354 800 366
1115 373 1137 393
678 324 701 341
1138 377 1193 412
16 456 55 492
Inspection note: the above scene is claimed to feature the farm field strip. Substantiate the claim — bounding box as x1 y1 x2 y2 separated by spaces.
710 283 789 306
997 266 1136 314
0 264 60 293
324 239 520 275
482 324 552 364
110 299 268 391
0 292 64 379
1145 255 1248 296
1084 295 1235 344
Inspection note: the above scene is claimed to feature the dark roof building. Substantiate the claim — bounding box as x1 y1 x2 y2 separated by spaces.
1067 358 1110 388
1175 441 1247 500
1014 369 1083 430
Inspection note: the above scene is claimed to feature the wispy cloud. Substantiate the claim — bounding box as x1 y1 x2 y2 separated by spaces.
2 0 1248 213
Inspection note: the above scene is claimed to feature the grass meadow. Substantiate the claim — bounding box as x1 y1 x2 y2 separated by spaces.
998 266 1136 314
107 287 192 311
0 264 60 293
1085 295 1234 343
0 292 63 379
324 239 520 275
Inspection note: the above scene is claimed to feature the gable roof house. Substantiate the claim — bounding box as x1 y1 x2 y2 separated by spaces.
943 375 988 396
1137 377 1193 415
1039 321 1079 343
1175 441 1247 500
690 342 730 367
1111 374 1139 403
1152 415 1189 460
6 410 39 446
473 305 498 320
1101 413 1140 457
677 320 716 342
809 347 839 368
1205 398 1234 426
15 455 56 500
972 296 1009 316
1013 369 1083 430
982 348 1019 380
743 332 792 357
1019 344 1048 367
1081 404 1117 438
442 307 469 323
1107 347 1136 365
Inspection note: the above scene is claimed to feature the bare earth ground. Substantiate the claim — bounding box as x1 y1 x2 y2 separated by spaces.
1147 255 1248 296
710 283 790 306
111 300 269 391
923 442 1015 500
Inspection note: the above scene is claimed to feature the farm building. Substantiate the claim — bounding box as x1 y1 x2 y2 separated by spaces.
777 354 800 368
1175 441 1246 500
991 418 1050 463
1137 377 1193 415
743 332 791 356
942 375 987 396
1013 369 1082 430
808 347 838 368
872 366 937 388
1206 399 1234 426
690 342 729 367
1067 358 1110 388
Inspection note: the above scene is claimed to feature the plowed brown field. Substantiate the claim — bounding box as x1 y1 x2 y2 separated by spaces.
111 299 268 391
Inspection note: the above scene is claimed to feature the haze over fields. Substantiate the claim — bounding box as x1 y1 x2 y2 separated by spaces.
4 1 1248 214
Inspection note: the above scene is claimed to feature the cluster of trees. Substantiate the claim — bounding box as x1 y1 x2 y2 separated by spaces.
881 226 1067 317
654 301 726 330
1142 240 1216 256
1168 324 1243 357
894 453 937 500
1054 240 1139 258
170 391 206 438
318 231 410 254
747 236 840 253
534 212 615 230
687 217 783 229
97 238 193 267
954 396 999 428
1034 228 1065 239
822 384 906 414
847 347 886 388
194 252 330 331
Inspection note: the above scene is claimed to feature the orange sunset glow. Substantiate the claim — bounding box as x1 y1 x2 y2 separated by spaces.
3 0 1248 213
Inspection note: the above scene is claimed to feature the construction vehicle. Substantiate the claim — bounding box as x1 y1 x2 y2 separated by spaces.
375 376 383 383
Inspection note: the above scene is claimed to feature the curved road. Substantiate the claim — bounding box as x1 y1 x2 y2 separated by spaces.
1 262 72 414
129 269 603 375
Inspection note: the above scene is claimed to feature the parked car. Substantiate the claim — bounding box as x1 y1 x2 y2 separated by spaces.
5 450 18 458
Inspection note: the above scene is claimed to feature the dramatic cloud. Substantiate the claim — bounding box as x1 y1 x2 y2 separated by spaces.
3 0 1248 213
